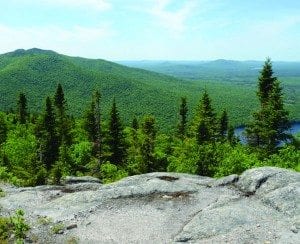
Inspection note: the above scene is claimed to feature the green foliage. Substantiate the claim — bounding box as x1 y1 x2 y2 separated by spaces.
17 93 28 124
0 188 5 197
51 223 65 234
107 99 126 165
214 145 260 177
10 209 30 240
0 113 8 144
0 210 30 242
0 54 298 187
167 138 199 174
177 97 188 139
264 145 300 170
246 59 291 153
2 49 299 132
100 162 128 184
0 216 12 242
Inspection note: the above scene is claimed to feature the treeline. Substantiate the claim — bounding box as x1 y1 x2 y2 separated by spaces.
0 59 299 186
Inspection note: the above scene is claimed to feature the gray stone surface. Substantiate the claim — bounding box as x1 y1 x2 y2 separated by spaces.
0 167 299 243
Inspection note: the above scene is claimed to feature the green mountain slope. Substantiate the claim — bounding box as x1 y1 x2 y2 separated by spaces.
0 49 298 130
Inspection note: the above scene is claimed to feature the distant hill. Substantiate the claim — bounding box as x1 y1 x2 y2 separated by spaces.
118 60 300 81
0 49 299 130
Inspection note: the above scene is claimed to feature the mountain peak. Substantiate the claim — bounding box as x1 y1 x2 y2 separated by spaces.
4 48 57 57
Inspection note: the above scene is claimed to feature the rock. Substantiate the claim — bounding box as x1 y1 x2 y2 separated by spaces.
66 224 78 230
0 167 299 243
62 176 101 185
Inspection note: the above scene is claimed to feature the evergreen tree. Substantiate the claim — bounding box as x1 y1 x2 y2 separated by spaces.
84 91 102 159
38 97 59 170
227 125 237 145
257 58 276 105
132 117 139 130
141 116 157 173
219 110 228 138
246 59 291 152
54 83 72 146
177 97 188 139
17 93 28 124
107 98 126 165
193 90 217 143
0 114 7 145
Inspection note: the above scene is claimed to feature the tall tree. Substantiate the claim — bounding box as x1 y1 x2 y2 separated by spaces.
257 58 276 105
141 116 157 173
107 98 126 165
132 117 139 130
177 97 188 139
17 93 28 124
0 114 7 145
219 110 228 138
193 90 217 144
84 91 102 159
38 97 59 170
54 83 72 146
246 59 291 152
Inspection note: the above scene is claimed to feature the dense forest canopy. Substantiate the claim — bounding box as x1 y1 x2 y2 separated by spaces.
0 58 299 186
0 49 299 132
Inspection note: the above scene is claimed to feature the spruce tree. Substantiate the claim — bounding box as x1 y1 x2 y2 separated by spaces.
17 93 28 124
246 58 291 152
107 98 125 165
177 97 188 139
219 110 228 138
54 83 72 146
257 58 276 105
84 91 102 159
132 117 139 130
141 116 157 173
39 97 59 170
193 90 217 144
0 114 7 145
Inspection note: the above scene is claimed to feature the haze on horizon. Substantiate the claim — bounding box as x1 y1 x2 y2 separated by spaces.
0 0 299 61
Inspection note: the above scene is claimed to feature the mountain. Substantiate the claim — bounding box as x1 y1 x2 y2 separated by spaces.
0 48 196 129
0 49 299 129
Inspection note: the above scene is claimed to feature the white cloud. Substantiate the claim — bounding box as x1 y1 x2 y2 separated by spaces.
148 0 196 34
15 0 112 11
0 24 115 57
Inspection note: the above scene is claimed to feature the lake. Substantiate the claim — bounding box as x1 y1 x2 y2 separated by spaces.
234 121 300 144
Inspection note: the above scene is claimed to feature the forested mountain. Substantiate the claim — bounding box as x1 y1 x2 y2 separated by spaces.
0 49 299 130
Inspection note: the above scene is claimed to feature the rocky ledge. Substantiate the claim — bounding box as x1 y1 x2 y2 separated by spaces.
0 167 299 243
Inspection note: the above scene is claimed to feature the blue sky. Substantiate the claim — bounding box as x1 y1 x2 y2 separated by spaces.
0 0 299 60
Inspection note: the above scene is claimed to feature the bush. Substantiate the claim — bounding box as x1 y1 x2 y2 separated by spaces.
100 162 128 184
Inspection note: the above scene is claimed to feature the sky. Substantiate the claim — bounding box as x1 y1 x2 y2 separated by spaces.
0 0 299 61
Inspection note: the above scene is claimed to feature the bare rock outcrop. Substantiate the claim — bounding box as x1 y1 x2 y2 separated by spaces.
0 167 299 243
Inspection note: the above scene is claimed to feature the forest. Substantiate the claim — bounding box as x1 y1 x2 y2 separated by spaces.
1 49 300 131
0 58 299 186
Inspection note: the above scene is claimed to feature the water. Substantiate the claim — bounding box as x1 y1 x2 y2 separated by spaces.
234 121 300 144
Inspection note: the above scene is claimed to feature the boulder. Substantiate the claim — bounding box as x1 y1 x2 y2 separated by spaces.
0 167 299 243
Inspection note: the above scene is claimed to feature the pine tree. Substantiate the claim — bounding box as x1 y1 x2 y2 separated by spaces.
17 93 28 124
227 125 237 145
38 97 59 170
219 110 228 138
0 114 7 145
132 117 139 130
177 97 188 139
107 98 126 165
193 90 217 144
54 83 72 146
257 58 276 105
141 116 156 173
84 91 102 153
246 58 291 152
